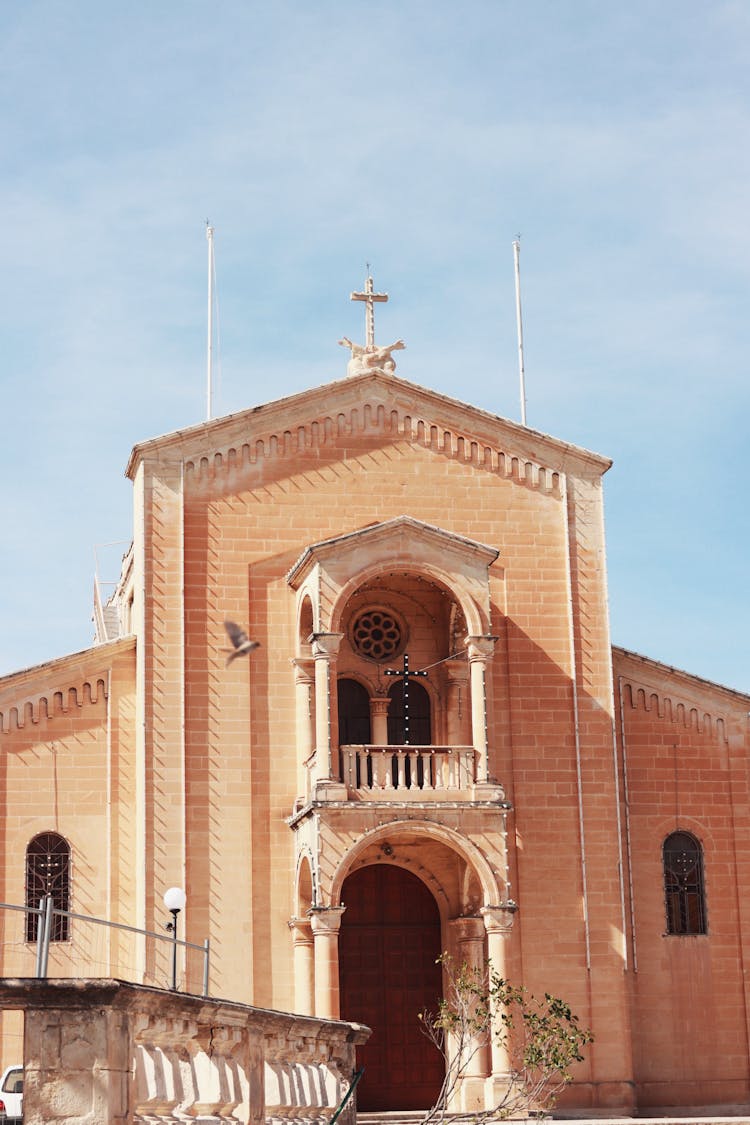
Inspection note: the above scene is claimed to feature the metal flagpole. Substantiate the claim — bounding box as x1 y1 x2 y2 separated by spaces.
513 237 527 427
206 222 215 421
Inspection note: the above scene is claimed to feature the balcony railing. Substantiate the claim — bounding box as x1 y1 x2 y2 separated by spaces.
340 745 475 797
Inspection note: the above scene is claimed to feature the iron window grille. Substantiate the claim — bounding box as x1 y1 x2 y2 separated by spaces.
26 832 71 942
663 831 706 935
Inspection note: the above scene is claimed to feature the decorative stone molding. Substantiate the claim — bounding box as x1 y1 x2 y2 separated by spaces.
619 678 729 741
172 389 569 498
0 675 109 733
0 977 368 1125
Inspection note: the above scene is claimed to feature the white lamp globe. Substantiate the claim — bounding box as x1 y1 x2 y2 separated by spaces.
163 886 187 913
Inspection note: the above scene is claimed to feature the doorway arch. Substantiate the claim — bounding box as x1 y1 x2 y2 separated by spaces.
339 864 444 1111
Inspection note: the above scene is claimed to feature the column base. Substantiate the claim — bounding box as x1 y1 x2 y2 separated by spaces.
313 780 349 802
456 1075 488 1113
471 781 507 803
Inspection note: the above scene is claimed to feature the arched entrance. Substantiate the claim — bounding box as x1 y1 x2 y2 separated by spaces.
339 864 444 1111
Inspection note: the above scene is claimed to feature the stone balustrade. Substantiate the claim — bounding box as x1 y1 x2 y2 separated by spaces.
340 744 475 796
0 978 369 1124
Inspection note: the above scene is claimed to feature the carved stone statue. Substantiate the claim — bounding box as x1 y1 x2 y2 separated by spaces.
338 337 406 377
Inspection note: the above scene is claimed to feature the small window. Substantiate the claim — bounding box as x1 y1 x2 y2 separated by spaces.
663 831 706 935
26 832 71 942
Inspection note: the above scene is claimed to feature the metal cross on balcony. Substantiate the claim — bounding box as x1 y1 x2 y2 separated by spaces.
384 653 428 745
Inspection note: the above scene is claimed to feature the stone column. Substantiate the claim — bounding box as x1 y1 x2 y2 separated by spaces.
309 906 346 1020
311 634 346 798
466 635 498 784
370 695 390 744
448 915 490 1107
292 658 315 803
288 916 315 1016
481 905 517 1086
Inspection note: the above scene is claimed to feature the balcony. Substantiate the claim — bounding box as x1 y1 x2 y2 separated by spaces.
339 745 475 800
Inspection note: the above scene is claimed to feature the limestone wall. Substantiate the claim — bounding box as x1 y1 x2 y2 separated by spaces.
0 977 369 1125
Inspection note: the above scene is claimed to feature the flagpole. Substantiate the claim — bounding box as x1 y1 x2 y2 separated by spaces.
512 237 527 426
206 222 215 421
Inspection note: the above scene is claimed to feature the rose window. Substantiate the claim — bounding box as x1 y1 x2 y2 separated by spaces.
350 608 404 662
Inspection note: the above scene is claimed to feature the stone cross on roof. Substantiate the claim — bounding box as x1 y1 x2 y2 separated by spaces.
338 271 406 378
351 273 388 347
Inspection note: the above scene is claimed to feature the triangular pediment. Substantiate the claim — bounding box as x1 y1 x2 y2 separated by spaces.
125 370 611 487
287 515 499 589
287 515 498 637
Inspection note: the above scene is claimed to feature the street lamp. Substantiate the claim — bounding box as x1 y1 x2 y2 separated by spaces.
163 886 186 991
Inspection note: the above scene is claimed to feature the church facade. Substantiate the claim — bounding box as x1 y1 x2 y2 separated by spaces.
1 311 749 1115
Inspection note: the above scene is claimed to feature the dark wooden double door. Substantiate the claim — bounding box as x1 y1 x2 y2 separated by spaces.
339 864 444 1111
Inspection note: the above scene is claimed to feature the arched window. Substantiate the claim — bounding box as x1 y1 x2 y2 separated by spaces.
337 679 372 744
387 679 431 746
26 832 70 942
663 831 706 935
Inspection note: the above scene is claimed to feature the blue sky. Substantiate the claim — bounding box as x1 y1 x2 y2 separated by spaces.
1 1 748 692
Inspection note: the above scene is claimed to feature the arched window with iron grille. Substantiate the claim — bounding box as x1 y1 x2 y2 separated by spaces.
663 831 706 935
25 832 71 942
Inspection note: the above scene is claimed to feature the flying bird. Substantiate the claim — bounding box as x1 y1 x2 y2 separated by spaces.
223 621 261 666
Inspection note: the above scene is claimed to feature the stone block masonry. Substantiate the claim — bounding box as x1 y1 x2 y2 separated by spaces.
0 977 369 1124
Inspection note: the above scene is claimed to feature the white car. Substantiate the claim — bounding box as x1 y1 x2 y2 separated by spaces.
0 1065 22 1123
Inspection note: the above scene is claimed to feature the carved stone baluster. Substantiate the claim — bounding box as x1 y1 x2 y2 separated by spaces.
383 749 393 789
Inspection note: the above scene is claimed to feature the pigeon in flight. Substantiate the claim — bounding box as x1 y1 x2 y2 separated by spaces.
223 621 261 666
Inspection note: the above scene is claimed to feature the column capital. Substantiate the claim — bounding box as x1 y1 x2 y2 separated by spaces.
445 661 470 683
369 697 390 716
447 914 487 943
480 903 517 934
465 635 499 662
287 916 314 938
308 905 346 935
310 632 344 659
291 657 315 683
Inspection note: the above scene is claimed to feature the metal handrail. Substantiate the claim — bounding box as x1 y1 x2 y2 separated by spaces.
329 1067 364 1125
0 899 210 995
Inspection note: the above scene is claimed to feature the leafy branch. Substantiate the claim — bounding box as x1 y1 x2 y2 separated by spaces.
419 955 593 1123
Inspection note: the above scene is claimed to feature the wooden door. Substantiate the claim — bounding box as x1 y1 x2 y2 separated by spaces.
339 864 444 1111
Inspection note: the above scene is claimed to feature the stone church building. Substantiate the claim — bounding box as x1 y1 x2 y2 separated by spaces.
1 285 749 1115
